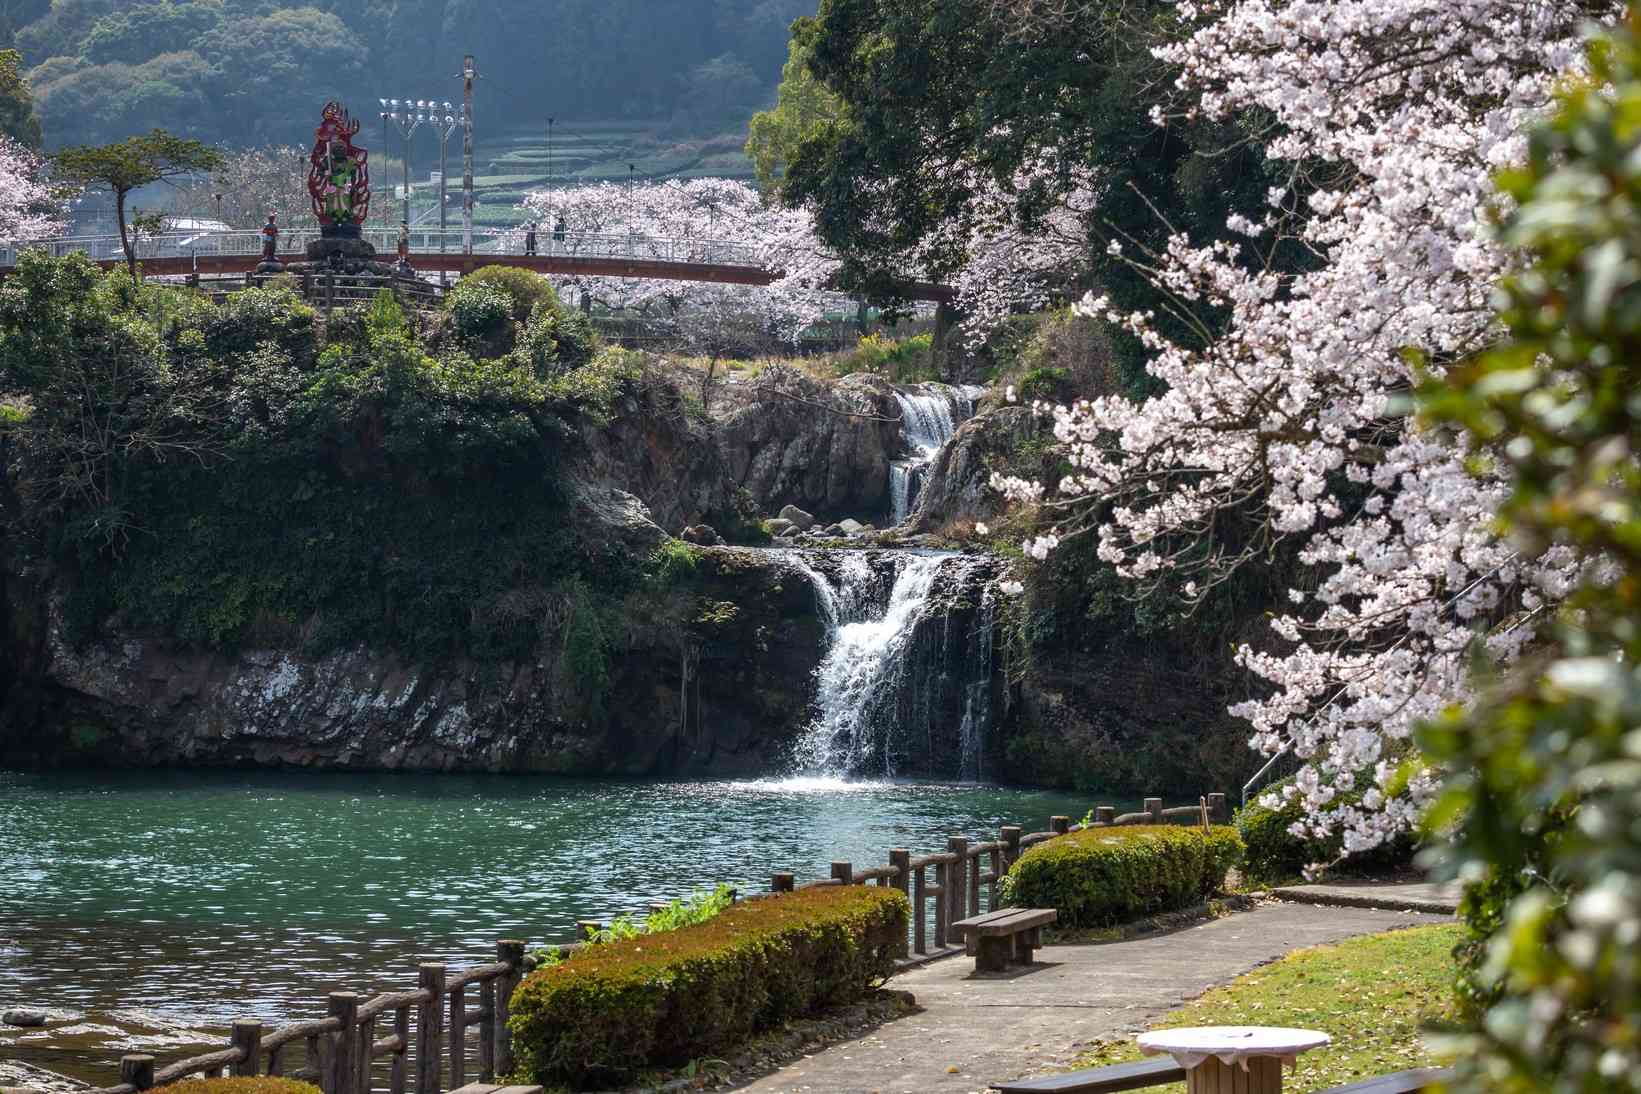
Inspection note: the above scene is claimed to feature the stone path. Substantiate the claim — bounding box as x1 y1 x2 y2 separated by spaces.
732 901 1451 1094
1269 879 1461 915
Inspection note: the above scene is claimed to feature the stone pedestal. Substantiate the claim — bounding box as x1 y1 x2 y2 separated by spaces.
305 235 378 267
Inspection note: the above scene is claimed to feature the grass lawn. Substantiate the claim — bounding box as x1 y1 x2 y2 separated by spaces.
1071 924 1462 1092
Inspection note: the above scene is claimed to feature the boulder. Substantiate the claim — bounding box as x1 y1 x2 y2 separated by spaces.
823 523 845 536
3 1010 48 1027
680 524 723 546
777 505 816 531
766 518 795 537
838 518 865 535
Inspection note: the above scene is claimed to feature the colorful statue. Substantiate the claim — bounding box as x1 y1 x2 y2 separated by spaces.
307 102 371 233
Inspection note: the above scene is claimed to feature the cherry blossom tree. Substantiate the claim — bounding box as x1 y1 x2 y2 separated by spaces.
992 0 1614 856
0 134 66 241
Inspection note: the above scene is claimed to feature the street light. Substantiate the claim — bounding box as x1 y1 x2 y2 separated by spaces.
426 102 460 282
379 97 426 228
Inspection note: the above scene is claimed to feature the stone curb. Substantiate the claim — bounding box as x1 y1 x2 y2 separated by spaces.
1267 887 1458 916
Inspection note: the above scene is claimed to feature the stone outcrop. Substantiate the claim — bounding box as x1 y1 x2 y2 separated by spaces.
4 547 827 776
906 406 1038 534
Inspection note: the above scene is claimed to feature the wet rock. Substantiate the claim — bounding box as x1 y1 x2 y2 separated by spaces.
906 405 1038 533
765 518 794 538
2 1010 47 1027
823 523 845 536
680 524 723 546
838 518 865 535
777 504 815 531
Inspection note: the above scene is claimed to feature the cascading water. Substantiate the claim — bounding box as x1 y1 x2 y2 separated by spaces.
786 550 999 779
889 384 985 526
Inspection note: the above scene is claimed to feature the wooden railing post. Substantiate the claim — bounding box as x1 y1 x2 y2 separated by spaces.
231 1020 262 1077
831 861 853 886
327 993 359 1094
1095 806 1116 825
496 940 526 1078
772 873 795 893
477 979 496 1082
1146 797 1164 824
1000 826 1022 871
1050 816 1070 836
1207 793 1227 822
933 859 949 948
911 862 928 955
447 986 466 1092
391 1004 411 1094
946 837 968 928
575 920 603 941
414 964 445 1094
120 1055 155 1091
888 849 911 958
967 849 982 917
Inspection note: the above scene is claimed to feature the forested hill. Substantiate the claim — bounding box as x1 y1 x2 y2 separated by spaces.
2 0 808 149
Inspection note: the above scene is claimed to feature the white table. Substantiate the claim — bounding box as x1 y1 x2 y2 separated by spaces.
1137 1026 1331 1093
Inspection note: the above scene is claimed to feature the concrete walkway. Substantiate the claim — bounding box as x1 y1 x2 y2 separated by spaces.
1269 879 1461 915
733 901 1451 1094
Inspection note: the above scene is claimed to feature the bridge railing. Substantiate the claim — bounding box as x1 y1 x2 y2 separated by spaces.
0 229 767 271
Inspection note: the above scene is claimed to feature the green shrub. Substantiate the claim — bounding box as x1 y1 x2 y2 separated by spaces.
462 264 562 323
167 1080 318 1094
510 885 907 1087
1236 779 1416 884
832 332 936 383
446 279 513 343
1001 824 1243 928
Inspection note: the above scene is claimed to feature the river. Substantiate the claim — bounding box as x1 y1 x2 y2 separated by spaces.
0 769 1095 1085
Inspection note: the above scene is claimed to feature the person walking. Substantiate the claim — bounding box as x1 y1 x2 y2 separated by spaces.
524 221 539 256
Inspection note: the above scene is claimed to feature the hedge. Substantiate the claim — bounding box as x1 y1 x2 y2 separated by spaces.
165 1081 318 1094
1000 824 1243 928
510 884 907 1087
1237 780 1415 883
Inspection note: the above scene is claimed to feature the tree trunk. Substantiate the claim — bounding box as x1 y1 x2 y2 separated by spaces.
115 189 136 285
701 354 719 414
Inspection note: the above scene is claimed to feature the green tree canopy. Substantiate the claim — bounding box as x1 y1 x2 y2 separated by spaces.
51 129 224 281
0 47 40 147
745 35 842 192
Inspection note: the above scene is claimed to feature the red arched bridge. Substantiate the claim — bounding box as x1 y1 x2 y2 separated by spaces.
0 227 955 303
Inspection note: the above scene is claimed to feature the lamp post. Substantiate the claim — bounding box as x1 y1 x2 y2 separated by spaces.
426 102 459 283
379 97 426 229
462 55 476 258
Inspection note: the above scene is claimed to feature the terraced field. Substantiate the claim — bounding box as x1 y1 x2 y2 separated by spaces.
467 121 756 227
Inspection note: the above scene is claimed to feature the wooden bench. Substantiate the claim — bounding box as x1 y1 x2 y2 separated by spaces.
991 1056 1187 1092
952 907 1057 972
1319 1068 1454 1092
451 1083 543 1094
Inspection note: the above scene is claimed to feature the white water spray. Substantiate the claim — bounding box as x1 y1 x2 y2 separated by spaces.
889 385 985 526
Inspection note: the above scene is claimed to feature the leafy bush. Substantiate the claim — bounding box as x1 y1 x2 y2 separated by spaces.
166 1080 318 1094
462 265 562 323
1236 778 1416 884
446 278 513 343
1001 824 1243 928
831 332 936 383
510 885 907 1087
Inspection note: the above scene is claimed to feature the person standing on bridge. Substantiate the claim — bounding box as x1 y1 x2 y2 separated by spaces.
553 215 567 243
524 221 538 256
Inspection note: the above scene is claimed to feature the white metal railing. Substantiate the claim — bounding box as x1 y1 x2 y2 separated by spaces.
0 229 766 270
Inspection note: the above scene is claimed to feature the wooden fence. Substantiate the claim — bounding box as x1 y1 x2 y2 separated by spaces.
98 942 525 1094
85 792 1224 1094
178 271 447 312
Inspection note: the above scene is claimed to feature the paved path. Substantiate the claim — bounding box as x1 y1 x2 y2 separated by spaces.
1270 879 1460 915
733 901 1451 1094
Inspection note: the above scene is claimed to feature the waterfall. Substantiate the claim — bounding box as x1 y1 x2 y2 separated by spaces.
890 384 985 526
785 549 999 779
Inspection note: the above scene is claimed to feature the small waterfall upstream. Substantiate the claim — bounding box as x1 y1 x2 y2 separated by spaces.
889 384 985 526
785 550 1000 780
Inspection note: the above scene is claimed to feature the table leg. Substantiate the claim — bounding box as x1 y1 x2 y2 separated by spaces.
1013 931 1035 965
1185 1056 1284 1093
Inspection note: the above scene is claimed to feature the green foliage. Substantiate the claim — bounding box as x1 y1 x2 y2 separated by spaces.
463 266 562 325
644 539 703 589
746 34 845 190
1235 779 1415 884
0 48 42 148
0 252 640 666
1000 824 1243 929
830 332 935 383
165 1080 319 1094
446 279 513 346
510 885 907 1087
364 289 409 343
1409 19 1641 1090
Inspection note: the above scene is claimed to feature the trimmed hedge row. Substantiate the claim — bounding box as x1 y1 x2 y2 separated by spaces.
1000 824 1244 928
510 884 907 1087
1237 781 1416 883
166 1081 318 1094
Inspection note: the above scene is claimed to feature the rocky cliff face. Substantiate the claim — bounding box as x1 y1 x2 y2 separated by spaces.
906 405 1037 533
2 544 828 775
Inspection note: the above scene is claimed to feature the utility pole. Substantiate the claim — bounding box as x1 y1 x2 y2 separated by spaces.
462 55 476 258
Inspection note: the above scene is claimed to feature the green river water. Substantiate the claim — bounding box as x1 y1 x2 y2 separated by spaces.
0 769 1095 1084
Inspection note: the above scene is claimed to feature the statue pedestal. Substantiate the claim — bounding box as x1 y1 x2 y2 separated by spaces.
305 236 378 266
